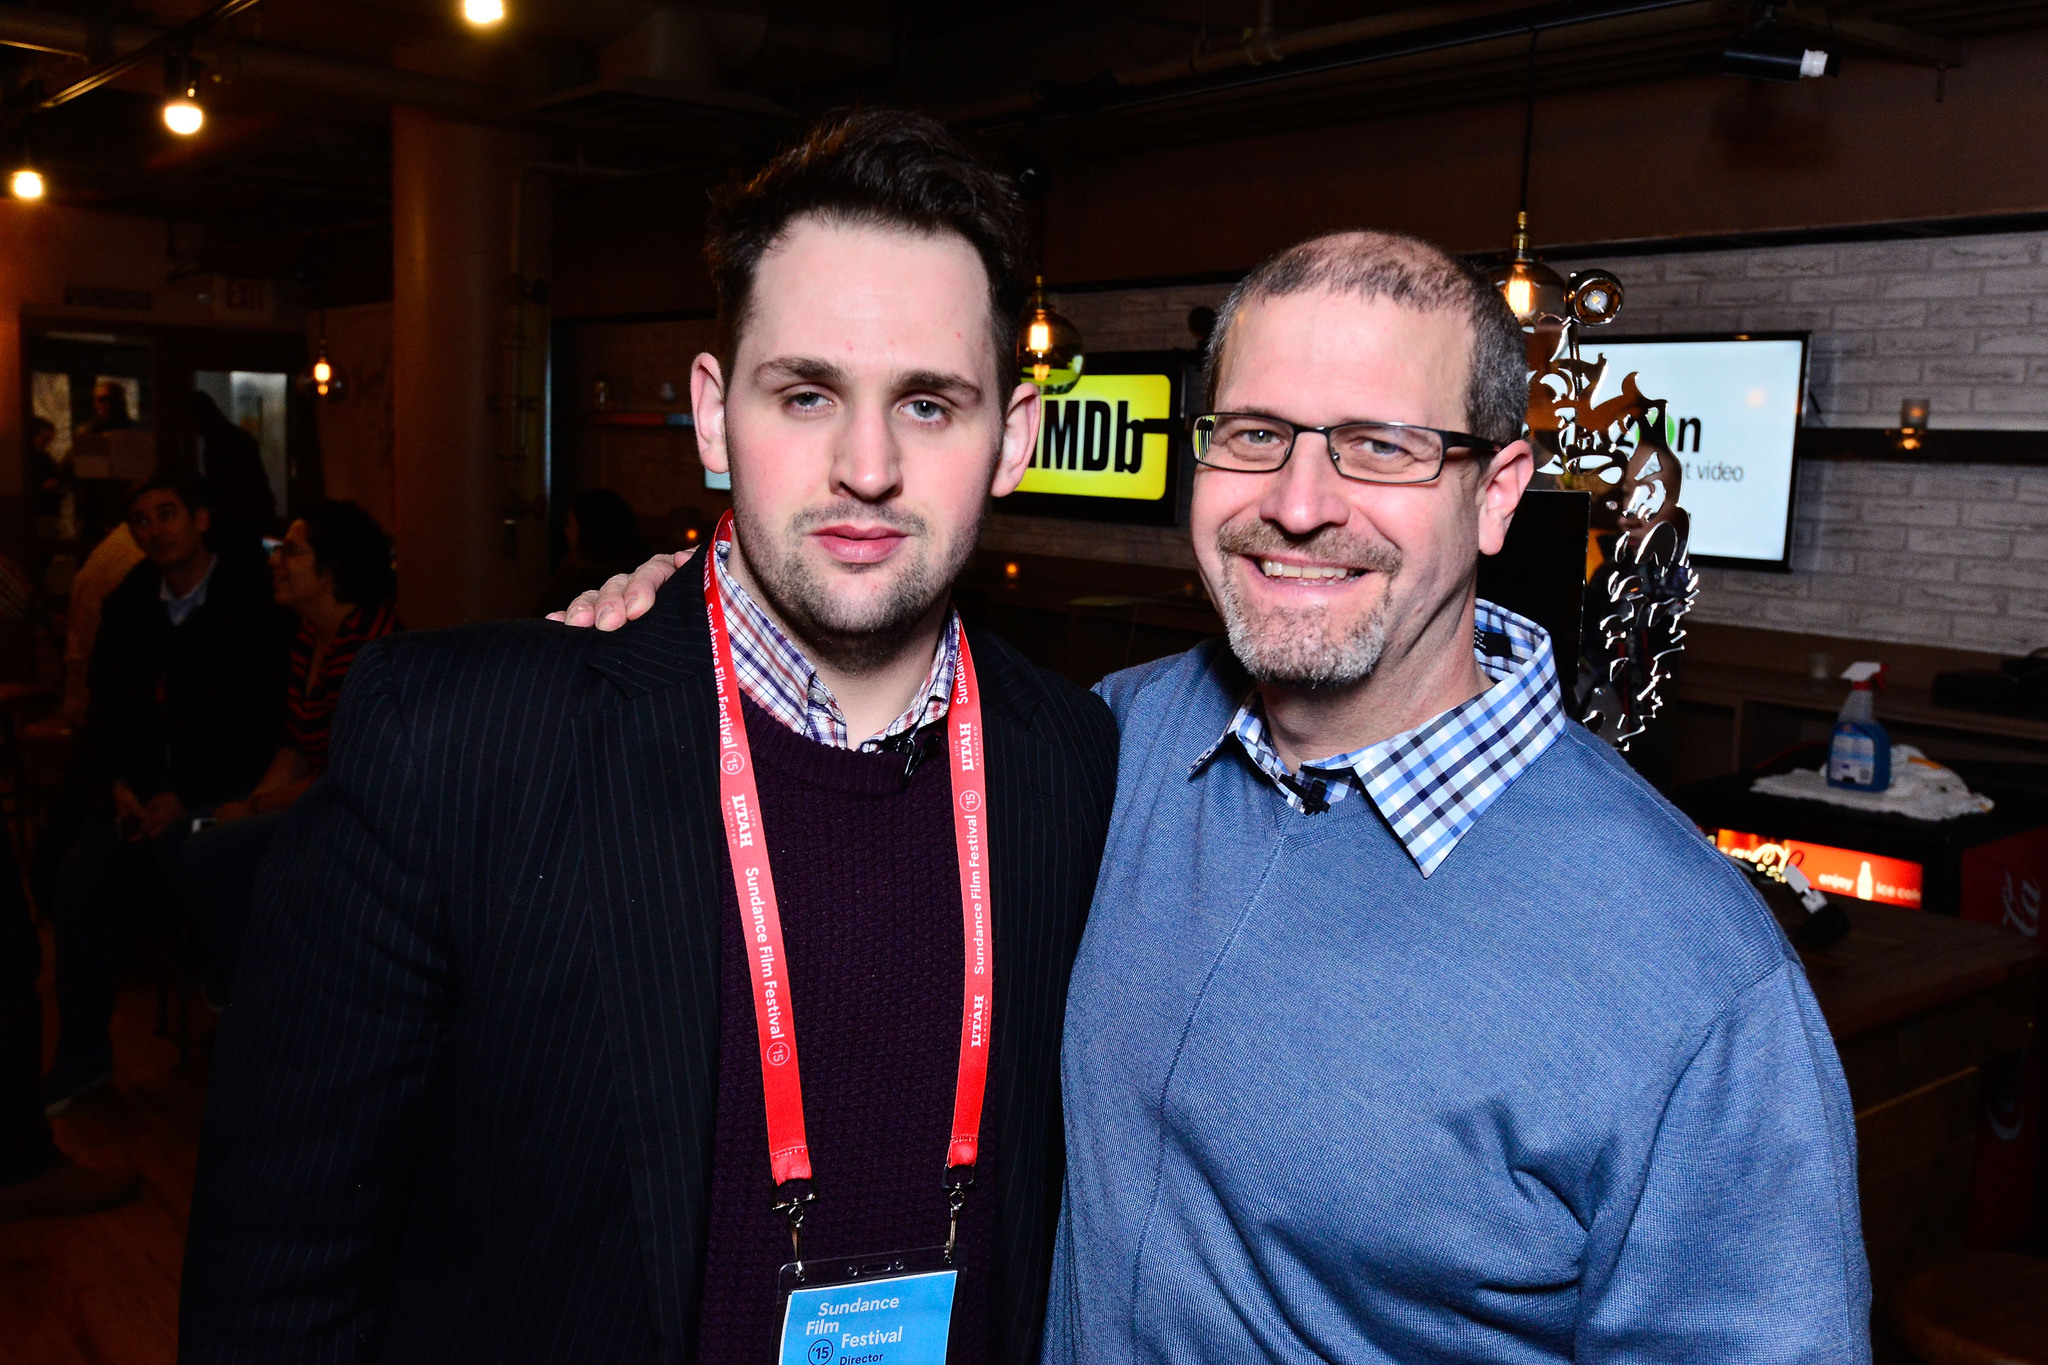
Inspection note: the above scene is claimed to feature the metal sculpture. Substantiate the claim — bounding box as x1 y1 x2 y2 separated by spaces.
1497 232 1699 751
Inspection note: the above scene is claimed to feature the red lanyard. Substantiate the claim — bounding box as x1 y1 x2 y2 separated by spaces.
703 513 993 1249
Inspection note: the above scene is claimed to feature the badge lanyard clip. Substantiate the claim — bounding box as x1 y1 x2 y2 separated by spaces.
773 1182 817 1280
943 1177 969 1265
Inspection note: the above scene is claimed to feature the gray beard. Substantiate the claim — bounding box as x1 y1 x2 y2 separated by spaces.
1213 521 1401 690
734 498 978 675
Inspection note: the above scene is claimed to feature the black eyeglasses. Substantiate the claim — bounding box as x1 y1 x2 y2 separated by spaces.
1190 411 1501 486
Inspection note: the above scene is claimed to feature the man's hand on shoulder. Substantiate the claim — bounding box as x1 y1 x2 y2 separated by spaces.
547 552 688 631
112 779 146 841
140 790 188 840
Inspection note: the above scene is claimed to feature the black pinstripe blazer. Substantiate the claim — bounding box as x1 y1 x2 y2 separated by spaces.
179 553 1118 1365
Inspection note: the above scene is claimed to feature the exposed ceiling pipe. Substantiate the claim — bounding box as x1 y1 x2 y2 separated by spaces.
1778 5 1966 68
35 0 264 112
948 0 1551 123
952 0 1722 130
0 3 503 120
0 5 93 57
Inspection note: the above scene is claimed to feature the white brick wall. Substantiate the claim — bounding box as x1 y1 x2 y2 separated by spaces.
1045 229 2048 656
1696 458 2048 655
1565 233 2048 430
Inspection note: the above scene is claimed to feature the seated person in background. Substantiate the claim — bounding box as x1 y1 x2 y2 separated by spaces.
179 501 399 1000
537 486 652 616
30 517 146 920
61 520 145 727
43 476 293 1113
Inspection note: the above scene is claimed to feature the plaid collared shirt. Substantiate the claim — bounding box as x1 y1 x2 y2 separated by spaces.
1192 599 1567 877
714 539 957 751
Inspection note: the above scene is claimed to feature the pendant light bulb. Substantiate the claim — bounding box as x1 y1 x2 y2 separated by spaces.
1489 210 1568 328
9 167 44 200
304 344 345 400
1504 275 1534 322
463 0 506 25
1016 276 1085 395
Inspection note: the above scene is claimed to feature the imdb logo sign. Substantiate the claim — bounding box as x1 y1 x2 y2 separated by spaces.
1021 372 1172 503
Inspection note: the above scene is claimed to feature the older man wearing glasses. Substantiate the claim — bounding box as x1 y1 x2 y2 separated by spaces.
567 229 1871 1364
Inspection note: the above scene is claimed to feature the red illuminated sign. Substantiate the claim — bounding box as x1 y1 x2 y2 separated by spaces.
1715 829 1924 910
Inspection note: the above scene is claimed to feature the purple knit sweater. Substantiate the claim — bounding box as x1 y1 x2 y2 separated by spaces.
693 693 994 1364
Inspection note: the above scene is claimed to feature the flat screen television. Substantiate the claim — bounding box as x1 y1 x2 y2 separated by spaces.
1000 350 1191 526
1574 331 1809 570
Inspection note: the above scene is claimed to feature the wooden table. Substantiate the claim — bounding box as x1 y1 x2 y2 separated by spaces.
1892 1252 2048 1364
1798 901 2044 1349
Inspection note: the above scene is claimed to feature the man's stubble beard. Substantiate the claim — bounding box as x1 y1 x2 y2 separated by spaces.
1212 520 1402 690
733 497 985 676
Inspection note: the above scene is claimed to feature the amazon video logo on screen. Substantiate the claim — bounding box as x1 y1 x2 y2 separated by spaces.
1018 373 1172 502
1664 413 1745 484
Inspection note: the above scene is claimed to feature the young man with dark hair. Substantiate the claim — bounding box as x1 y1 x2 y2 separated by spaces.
181 110 1116 1365
44 475 294 1111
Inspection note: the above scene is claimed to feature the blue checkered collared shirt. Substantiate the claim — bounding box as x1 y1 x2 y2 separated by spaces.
714 538 957 751
1192 599 1567 877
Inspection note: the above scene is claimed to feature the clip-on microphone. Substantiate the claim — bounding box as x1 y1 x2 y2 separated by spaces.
879 722 933 784
1279 772 1331 814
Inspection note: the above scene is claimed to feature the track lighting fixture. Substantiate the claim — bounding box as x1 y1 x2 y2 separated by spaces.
1722 10 1837 81
162 54 205 136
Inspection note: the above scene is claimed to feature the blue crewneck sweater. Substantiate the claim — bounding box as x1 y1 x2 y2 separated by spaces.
1045 642 1870 1364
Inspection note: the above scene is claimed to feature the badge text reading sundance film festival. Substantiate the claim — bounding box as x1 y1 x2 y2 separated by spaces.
1019 373 1172 503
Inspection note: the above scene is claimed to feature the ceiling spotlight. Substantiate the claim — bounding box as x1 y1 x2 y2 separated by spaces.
163 95 204 136
9 167 44 200
1568 269 1625 327
1722 30 1837 81
462 0 506 25
163 55 205 136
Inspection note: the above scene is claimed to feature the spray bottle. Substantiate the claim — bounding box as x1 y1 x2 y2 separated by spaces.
1827 661 1891 792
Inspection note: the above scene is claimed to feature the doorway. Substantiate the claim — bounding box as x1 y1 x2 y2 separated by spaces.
192 370 291 526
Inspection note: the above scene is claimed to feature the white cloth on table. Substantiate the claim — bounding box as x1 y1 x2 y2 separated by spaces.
1750 745 1994 821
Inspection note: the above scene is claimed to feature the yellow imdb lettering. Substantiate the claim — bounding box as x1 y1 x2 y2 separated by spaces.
1021 373 1171 502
